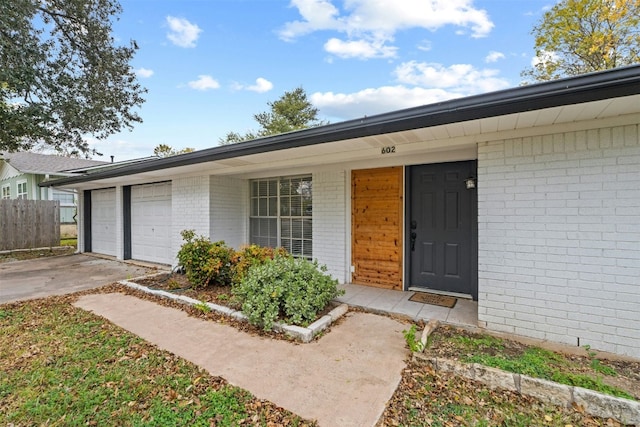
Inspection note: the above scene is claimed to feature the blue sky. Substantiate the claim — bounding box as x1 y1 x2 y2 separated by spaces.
91 0 554 161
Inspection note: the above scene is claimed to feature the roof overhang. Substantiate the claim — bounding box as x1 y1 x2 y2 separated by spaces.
20 170 80 177
41 65 640 190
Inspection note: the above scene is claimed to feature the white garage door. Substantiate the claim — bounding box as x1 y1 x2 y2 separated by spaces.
91 188 117 256
131 182 172 264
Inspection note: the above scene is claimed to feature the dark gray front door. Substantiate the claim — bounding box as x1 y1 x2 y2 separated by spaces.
408 161 477 299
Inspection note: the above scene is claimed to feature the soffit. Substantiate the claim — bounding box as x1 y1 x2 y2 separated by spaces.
57 94 640 190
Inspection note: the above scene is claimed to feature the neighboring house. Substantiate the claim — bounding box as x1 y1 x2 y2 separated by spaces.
42 66 640 358
0 152 158 224
0 152 108 223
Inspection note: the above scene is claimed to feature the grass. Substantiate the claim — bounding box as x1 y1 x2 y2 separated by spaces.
0 296 314 426
433 330 635 401
1 291 634 427
60 237 77 247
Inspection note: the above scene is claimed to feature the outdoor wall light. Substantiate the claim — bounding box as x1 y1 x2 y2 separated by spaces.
465 177 476 189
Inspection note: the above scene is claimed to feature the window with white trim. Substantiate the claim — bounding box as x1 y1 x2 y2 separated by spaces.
250 176 312 258
1 184 10 199
16 181 27 199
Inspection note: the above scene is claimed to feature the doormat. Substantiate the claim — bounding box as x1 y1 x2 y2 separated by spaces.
409 292 457 308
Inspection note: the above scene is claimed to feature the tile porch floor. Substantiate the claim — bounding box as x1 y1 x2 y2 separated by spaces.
335 283 478 327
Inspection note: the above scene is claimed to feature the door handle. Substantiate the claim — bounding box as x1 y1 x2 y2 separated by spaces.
411 220 417 229
410 231 417 251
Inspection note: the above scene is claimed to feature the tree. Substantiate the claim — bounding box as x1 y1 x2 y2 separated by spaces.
0 0 146 156
219 131 257 145
219 87 327 145
153 144 195 157
522 0 640 82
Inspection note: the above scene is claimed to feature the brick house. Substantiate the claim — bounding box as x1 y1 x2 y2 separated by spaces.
42 65 640 358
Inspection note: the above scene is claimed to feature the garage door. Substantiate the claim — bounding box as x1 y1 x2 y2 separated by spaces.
131 182 172 264
91 188 117 256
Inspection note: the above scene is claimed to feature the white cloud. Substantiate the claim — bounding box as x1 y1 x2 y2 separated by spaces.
166 16 202 48
246 77 274 93
232 77 274 93
86 137 154 162
311 86 462 119
394 61 510 94
485 51 505 63
187 75 220 91
135 67 154 78
324 37 397 59
282 0 493 38
280 0 494 59
311 60 510 121
279 0 341 41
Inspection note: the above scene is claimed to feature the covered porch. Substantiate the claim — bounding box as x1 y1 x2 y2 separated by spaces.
336 283 478 328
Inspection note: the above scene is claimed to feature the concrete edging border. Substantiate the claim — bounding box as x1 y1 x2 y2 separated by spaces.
414 323 640 425
117 276 349 343
0 245 75 255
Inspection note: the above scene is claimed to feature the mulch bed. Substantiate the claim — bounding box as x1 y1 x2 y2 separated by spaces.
117 273 343 342
378 360 630 427
133 273 241 309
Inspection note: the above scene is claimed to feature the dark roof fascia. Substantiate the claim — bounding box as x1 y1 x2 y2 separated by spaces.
40 65 640 188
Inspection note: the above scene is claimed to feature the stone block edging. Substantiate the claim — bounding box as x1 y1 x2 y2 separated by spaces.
117 278 348 343
413 352 640 425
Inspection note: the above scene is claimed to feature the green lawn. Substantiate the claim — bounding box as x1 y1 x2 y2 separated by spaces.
0 296 314 426
60 237 78 247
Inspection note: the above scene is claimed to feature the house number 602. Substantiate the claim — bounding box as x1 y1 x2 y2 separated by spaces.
381 146 396 154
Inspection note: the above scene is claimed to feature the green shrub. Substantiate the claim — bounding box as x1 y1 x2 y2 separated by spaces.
232 254 344 330
231 244 288 285
176 230 235 289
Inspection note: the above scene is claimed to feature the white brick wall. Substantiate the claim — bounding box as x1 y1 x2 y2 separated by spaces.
210 175 247 249
312 170 348 282
478 125 640 358
171 175 211 267
169 172 349 280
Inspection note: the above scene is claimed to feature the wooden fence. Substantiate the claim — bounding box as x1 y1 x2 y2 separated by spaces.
0 200 60 251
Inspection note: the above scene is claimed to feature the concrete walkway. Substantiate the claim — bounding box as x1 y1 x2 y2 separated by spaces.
75 293 408 426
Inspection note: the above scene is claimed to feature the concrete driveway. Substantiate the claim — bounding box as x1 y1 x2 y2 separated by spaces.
0 254 158 304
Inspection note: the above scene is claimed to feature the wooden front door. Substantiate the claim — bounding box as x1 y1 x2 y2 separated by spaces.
408 161 478 299
351 167 403 290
